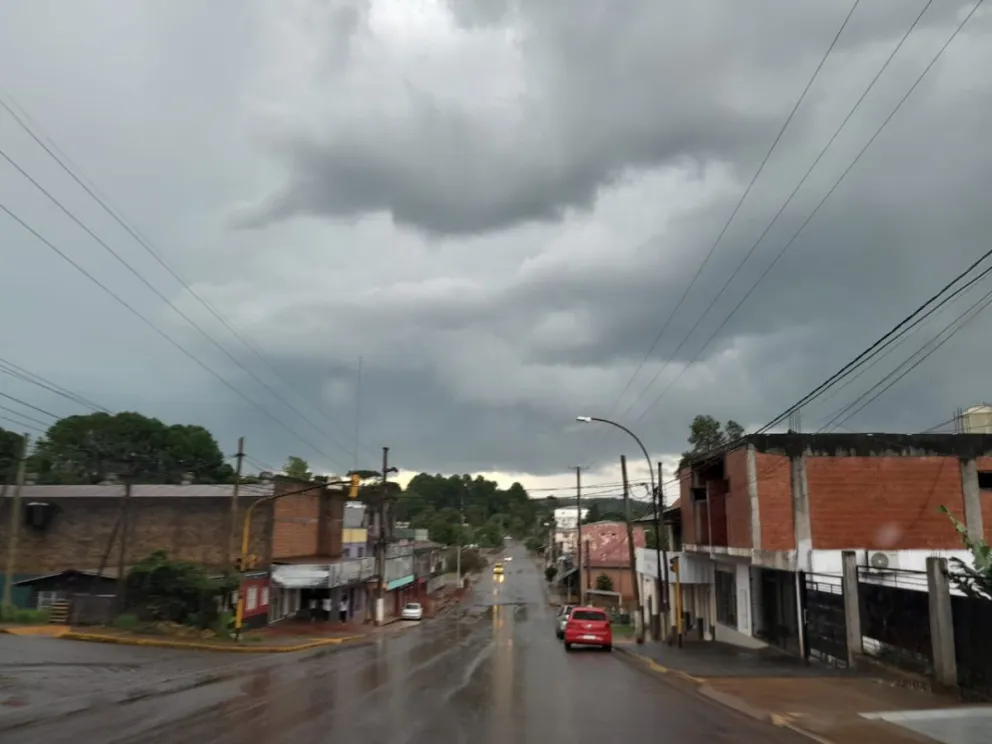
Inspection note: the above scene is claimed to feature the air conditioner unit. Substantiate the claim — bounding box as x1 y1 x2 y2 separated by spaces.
867 551 899 571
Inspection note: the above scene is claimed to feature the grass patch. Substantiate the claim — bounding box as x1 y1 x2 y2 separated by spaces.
113 613 141 631
612 623 636 637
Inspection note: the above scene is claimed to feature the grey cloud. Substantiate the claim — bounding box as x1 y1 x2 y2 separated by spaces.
2 0 991 483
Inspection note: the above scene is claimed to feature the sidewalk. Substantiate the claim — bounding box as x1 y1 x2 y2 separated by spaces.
617 639 991 744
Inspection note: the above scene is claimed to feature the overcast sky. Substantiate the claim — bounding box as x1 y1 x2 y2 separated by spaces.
0 0 990 502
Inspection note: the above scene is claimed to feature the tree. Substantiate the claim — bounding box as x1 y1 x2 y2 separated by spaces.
939 505 992 600
595 573 615 591
398 473 535 544
125 550 237 628
282 456 312 481
682 414 747 463
29 412 232 484
0 427 24 480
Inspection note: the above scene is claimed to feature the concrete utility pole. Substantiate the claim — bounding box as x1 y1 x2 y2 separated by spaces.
1 433 29 612
228 436 245 565
574 465 583 605
621 455 645 644
374 446 390 625
658 460 671 644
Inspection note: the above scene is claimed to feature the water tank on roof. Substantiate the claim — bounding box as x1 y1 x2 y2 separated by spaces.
961 404 992 434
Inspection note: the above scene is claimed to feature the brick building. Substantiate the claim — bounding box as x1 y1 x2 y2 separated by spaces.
2 477 347 625
581 520 645 601
665 432 992 652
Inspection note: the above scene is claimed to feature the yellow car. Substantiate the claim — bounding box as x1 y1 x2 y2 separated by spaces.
493 562 504 575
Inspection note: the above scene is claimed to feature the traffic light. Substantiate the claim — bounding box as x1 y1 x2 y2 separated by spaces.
669 556 679 575
349 472 361 499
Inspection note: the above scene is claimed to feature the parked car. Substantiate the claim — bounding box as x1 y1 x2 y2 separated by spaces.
555 604 575 639
401 602 423 621
563 606 612 651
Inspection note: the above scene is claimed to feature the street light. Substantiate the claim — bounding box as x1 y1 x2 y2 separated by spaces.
576 415 669 642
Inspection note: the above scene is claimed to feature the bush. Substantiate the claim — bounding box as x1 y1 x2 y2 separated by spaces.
0 607 51 624
113 613 140 631
444 547 487 574
125 550 238 628
595 574 615 592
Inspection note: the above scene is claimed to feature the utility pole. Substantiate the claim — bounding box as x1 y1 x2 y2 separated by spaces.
228 436 245 565
456 489 464 588
116 479 133 612
375 446 390 625
1 433 29 612
621 455 645 644
574 465 583 605
658 460 671 644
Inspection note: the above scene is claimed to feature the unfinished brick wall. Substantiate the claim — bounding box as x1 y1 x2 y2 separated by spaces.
805 456 966 550
5 497 272 575
755 452 794 551
724 448 751 549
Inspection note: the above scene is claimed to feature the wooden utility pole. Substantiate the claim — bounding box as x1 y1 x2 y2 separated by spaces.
1 433 29 612
228 436 245 564
116 480 133 612
621 455 645 644
574 466 583 605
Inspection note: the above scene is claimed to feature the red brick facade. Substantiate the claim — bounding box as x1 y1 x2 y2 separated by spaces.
680 434 992 554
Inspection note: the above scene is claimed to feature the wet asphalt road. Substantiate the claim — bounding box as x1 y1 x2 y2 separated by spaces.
5 544 806 743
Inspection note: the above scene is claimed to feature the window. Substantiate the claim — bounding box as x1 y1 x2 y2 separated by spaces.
977 471 992 490
357 546 365 557
36 591 65 609
571 609 608 622
246 586 258 612
260 586 269 607
715 569 737 627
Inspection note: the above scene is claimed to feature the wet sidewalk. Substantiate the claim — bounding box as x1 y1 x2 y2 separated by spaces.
618 640 991 744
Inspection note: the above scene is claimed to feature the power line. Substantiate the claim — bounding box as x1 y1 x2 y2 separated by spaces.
0 200 346 468
0 357 109 413
823 282 992 431
0 145 365 468
617 0 937 425
0 92 381 466
588 0 862 447
628 0 986 427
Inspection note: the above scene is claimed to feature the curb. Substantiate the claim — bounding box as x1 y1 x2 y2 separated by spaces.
612 646 836 744
60 631 365 654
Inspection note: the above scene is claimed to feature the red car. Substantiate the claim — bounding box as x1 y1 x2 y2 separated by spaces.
563 606 613 651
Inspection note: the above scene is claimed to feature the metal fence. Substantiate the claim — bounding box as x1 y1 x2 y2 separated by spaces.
950 591 992 699
801 572 848 668
857 567 932 676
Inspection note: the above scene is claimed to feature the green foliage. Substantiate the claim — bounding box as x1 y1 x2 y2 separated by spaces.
939 505 992 600
28 412 233 484
125 551 238 627
397 473 537 544
282 456 312 481
113 613 140 630
544 565 557 583
444 547 486 574
0 427 25 480
595 574 615 592
0 606 50 624
680 415 746 465
524 535 543 552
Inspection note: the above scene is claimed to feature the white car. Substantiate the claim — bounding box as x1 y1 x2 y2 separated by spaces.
401 602 423 621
